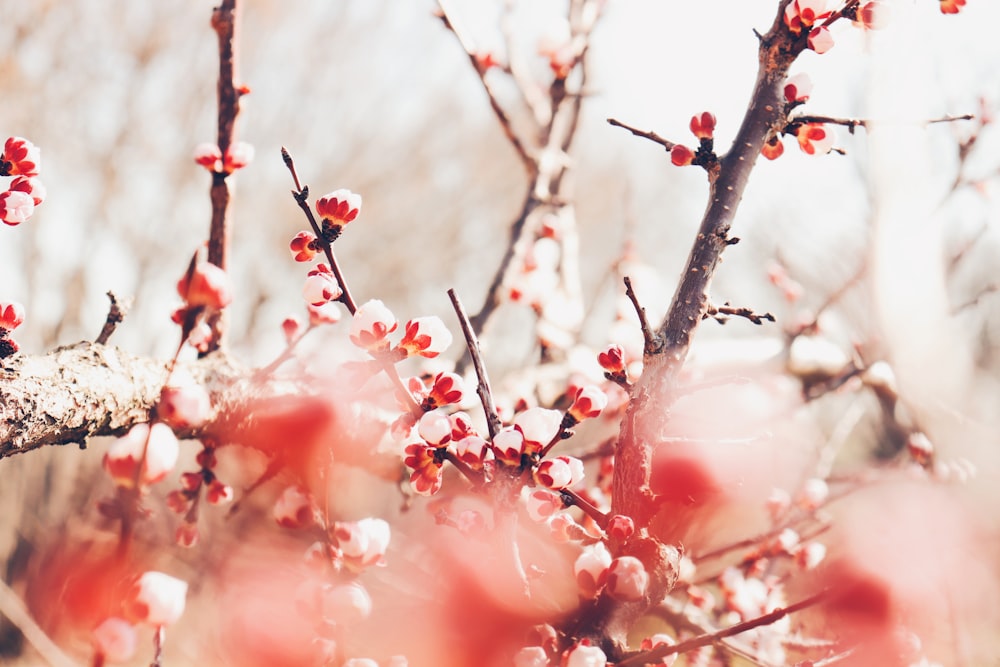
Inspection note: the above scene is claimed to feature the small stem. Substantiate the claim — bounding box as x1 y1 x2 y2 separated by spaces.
616 590 829 666
560 488 609 530
94 291 130 345
623 276 660 355
607 117 678 152
448 288 502 439
254 323 316 379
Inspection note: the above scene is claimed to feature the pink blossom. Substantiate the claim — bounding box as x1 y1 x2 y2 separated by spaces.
274 485 317 529
597 344 625 375
606 514 635 541
670 144 693 167
9 176 45 205
333 517 391 570
205 479 234 505
784 72 813 104
563 640 607 667
492 426 526 466
513 407 563 454
321 581 372 625
0 302 25 333
223 141 254 172
808 25 835 54
302 263 342 306
3 137 40 176
449 411 475 441
795 123 835 155
857 2 890 29
796 541 827 570
349 299 397 352
515 646 548 667
316 188 362 226
308 301 341 326
427 372 464 407
398 316 453 359
797 477 829 510
289 231 319 262
175 522 199 548
128 571 188 627
193 143 222 171
567 385 607 422
784 0 829 33
689 111 716 140
403 443 442 496
418 410 452 446
103 422 179 488
158 373 212 429
606 556 649 601
574 543 611 598
92 618 137 663
525 488 562 522
534 455 584 491
177 262 232 310
454 435 492 469
0 190 34 226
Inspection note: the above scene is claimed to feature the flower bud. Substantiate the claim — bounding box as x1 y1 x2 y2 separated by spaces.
127 572 188 627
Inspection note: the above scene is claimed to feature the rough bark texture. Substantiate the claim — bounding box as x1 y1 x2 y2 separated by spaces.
0 343 299 459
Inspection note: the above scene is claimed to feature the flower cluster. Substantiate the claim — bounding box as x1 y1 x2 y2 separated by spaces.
670 111 718 167
1 137 45 226
348 298 453 360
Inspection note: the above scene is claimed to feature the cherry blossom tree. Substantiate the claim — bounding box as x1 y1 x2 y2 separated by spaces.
1 1 998 666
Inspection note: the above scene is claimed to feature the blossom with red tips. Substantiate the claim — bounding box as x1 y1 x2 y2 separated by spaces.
639 634 677 667
404 443 443 495
492 426 526 466
784 0 830 33
316 189 362 227
274 486 317 529
0 190 34 226
762 135 785 160
158 372 212 429
397 316 453 358
856 2 890 29
223 142 254 172
9 176 45 206
670 144 693 167
333 517 391 571
349 299 397 352
574 543 611 598
606 556 649 601
513 407 563 454
689 111 716 140
597 344 625 375
289 231 319 262
308 301 341 326
563 641 607 667
127 571 188 627
426 372 464 408
193 143 222 171
808 25 835 54
534 455 584 491
3 137 40 176
177 262 233 310
940 0 966 14
454 435 492 469
103 422 180 488
784 72 813 104
92 618 137 663
302 263 342 306
795 123 835 155
567 385 607 422
417 410 452 446
0 301 24 334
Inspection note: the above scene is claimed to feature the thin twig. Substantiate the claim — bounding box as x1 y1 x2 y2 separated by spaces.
253 323 315 379
607 117 678 152
280 147 358 314
435 0 536 173
623 276 660 355
703 303 776 326
94 291 131 345
791 112 973 135
616 590 829 666
448 288 502 439
0 578 76 667
560 488 609 530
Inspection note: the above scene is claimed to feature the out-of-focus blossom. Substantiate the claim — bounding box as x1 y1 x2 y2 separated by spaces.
103 422 179 488
321 581 372 625
223 141 254 172
940 0 966 14
574 543 611 598
274 486 317 529
0 190 34 226
349 299 397 352
158 372 212 429
177 262 233 310
92 618 137 663
334 517 391 570
563 640 607 667
606 556 649 601
9 175 45 205
127 572 188 627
